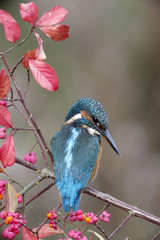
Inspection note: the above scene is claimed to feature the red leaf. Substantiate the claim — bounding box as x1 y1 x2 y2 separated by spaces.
22 33 46 69
22 227 38 240
0 68 11 99
3 182 18 213
22 49 37 69
20 2 38 25
37 6 68 27
0 9 20 43
29 60 58 91
0 135 15 167
34 33 46 60
0 106 12 128
32 224 63 238
40 24 70 41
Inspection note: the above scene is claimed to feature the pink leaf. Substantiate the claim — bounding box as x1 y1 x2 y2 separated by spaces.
3 182 18 213
0 68 11 99
34 33 46 60
32 224 63 238
22 227 38 240
22 33 46 69
0 9 20 43
37 6 68 27
0 106 12 128
40 24 70 41
29 60 58 91
20 2 38 25
0 135 15 167
22 49 37 69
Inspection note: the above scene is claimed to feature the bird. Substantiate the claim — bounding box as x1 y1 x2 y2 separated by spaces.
51 97 120 212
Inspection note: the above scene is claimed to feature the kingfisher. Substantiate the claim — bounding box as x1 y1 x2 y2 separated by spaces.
51 97 120 212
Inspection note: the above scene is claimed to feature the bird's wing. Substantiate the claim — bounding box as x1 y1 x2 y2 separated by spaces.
51 125 100 211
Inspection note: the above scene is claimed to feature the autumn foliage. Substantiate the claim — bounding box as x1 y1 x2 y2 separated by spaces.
0 2 69 169
0 2 113 240
0 1 71 239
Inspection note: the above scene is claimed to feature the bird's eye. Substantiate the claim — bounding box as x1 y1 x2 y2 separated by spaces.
93 117 100 126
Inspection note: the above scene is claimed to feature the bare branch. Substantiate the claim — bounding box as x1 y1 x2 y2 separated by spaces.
84 188 160 226
15 157 41 172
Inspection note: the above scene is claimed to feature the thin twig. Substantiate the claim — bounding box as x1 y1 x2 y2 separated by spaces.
3 28 34 55
94 222 109 239
18 182 55 211
20 222 36 235
1 53 50 168
108 213 132 239
151 230 160 240
35 217 48 237
23 69 30 99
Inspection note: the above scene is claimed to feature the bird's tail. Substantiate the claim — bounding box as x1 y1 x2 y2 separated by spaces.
62 193 81 212
57 179 82 212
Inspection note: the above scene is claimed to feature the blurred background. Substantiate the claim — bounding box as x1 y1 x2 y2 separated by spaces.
0 0 160 239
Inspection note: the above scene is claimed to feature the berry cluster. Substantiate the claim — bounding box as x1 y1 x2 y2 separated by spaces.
0 211 26 240
68 230 88 240
47 210 58 230
69 209 85 222
47 209 111 240
0 180 22 203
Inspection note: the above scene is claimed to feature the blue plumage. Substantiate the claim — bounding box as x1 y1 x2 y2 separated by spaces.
51 125 100 212
51 97 120 212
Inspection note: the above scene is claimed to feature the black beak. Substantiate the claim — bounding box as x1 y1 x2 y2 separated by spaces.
98 128 121 156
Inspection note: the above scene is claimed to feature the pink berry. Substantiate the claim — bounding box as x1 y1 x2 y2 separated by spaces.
69 212 77 222
0 128 7 139
68 230 81 239
76 214 84 221
0 211 7 219
24 152 37 164
0 100 7 106
49 220 57 230
2 227 16 240
81 237 88 240
17 194 23 203
99 211 111 223
76 209 83 215
68 230 74 237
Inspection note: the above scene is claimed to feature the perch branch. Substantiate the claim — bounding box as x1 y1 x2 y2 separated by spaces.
84 188 160 226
